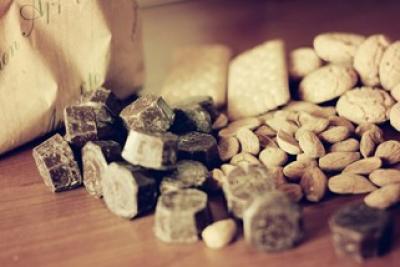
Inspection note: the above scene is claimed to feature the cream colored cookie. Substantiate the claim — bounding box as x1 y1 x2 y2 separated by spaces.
379 41 400 90
289 47 322 79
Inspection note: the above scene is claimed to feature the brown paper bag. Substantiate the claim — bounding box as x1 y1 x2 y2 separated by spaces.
0 0 144 155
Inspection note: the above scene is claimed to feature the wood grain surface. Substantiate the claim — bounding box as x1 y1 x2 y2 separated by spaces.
2 1 400 266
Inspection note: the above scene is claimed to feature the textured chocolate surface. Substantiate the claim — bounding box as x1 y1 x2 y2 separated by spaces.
177 132 219 167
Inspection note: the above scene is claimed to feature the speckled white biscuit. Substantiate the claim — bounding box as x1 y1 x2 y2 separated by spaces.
379 41 400 90
160 44 232 108
314 32 365 64
354 34 391 87
227 40 290 120
299 64 358 104
336 87 395 125
289 47 322 79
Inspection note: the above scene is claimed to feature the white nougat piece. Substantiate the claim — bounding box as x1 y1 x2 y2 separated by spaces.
160 44 232 108
228 40 290 120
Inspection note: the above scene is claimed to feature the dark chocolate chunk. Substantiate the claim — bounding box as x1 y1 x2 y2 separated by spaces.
222 164 276 218
329 202 393 262
171 105 212 134
64 103 122 148
175 95 220 121
154 188 211 243
101 162 158 219
82 141 122 198
122 130 178 170
83 87 122 115
119 95 175 132
243 190 303 252
177 132 219 167
32 134 82 192
160 160 210 193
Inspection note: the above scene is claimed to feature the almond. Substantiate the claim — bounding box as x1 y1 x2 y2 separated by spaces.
278 183 303 202
283 160 317 182
218 117 261 137
328 116 355 132
283 101 336 118
254 126 277 148
268 167 287 186
218 137 240 161
202 219 237 249
230 152 261 166
277 130 302 155
355 123 383 137
343 157 382 175
319 126 351 144
210 168 225 188
330 138 360 152
369 168 400 186
375 140 400 165
221 164 238 177
259 147 288 167
364 184 400 209
297 130 325 158
319 152 360 171
296 153 315 162
300 166 327 202
360 128 384 158
236 128 260 155
328 173 377 194
298 112 329 133
212 113 229 130
265 115 299 135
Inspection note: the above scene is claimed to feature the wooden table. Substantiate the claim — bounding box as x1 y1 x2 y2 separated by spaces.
2 1 400 266
0 134 400 267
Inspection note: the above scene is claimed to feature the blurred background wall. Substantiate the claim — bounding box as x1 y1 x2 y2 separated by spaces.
138 0 400 93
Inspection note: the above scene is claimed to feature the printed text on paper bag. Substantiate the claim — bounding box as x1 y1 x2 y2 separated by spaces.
19 0 81 37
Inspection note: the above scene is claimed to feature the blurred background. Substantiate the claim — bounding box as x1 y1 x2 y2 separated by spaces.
138 0 400 93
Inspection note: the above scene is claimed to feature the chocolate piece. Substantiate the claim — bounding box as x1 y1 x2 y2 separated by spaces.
222 165 276 219
160 160 210 193
119 95 175 132
175 96 220 121
101 162 158 219
171 105 212 134
243 190 303 252
84 87 122 115
177 132 219 167
154 188 211 243
82 141 122 198
122 130 177 170
32 134 82 192
64 103 121 148
329 202 393 262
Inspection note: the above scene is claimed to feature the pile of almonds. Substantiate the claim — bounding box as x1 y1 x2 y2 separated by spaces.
213 32 400 212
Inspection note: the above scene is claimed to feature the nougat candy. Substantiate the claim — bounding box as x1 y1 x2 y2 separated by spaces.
243 190 303 252
160 160 210 193
122 130 177 170
177 132 219 168
32 134 82 192
64 103 121 148
84 87 122 115
82 141 122 198
119 95 174 132
228 40 290 120
160 44 232 108
101 162 158 219
154 188 211 243
222 165 276 219
329 202 393 262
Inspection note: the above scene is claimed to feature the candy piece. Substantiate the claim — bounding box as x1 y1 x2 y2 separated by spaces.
32 134 82 192
154 189 211 243
222 165 276 218
329 202 393 262
174 95 220 121
82 141 122 198
101 162 158 219
119 95 175 132
177 132 219 168
160 160 209 193
243 190 303 252
64 103 121 148
228 40 290 120
160 44 232 108
171 105 212 134
122 130 177 170
83 87 122 115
